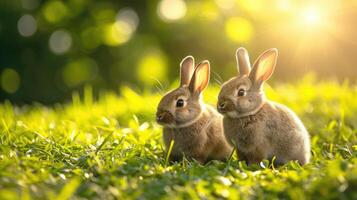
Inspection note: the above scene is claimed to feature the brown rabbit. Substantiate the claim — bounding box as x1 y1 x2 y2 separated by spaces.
156 56 232 164
217 48 311 166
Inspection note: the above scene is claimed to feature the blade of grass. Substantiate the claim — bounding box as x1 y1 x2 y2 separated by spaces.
164 140 174 167
223 148 236 176
95 131 114 154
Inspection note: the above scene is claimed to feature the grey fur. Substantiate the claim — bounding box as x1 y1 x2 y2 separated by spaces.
217 48 311 165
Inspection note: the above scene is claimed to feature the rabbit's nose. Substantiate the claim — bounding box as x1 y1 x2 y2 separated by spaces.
217 101 230 113
156 111 173 124
156 113 165 122
218 102 226 109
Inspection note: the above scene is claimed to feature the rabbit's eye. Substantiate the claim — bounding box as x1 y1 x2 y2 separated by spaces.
237 89 246 97
176 99 185 107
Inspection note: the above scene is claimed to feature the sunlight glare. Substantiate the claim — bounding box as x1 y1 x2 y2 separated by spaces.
276 0 291 11
302 7 320 26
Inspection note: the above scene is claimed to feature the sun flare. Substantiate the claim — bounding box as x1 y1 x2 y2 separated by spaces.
302 7 321 26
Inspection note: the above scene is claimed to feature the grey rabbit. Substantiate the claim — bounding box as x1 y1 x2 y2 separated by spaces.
217 47 311 165
156 56 233 164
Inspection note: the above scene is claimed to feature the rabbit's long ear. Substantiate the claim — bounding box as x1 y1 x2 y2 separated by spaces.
180 56 195 86
236 47 251 76
249 48 278 88
189 61 210 95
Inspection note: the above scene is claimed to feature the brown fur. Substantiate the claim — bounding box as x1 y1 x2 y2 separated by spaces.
223 101 310 165
157 57 232 164
218 48 311 165
163 106 232 163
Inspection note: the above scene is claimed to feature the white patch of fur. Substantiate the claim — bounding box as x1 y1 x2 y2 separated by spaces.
226 111 240 118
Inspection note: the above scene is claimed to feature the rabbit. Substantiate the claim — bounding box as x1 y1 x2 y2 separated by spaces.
217 47 311 166
156 56 233 164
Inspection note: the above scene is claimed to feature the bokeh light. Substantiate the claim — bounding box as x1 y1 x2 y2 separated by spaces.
62 58 98 87
1 69 20 94
225 17 253 43
116 8 139 33
103 8 139 46
157 0 187 22
199 1 219 21
49 30 72 55
103 23 130 46
43 1 68 23
17 14 37 37
137 51 167 85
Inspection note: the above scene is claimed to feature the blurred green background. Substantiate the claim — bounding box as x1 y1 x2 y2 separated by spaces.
0 0 356 103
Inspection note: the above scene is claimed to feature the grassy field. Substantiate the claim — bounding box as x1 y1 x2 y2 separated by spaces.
0 75 357 200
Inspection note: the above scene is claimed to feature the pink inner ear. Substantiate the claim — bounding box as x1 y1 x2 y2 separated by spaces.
196 72 206 91
194 63 209 92
256 54 276 82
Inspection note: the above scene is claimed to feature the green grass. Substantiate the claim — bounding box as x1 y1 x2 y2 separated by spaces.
1 76 357 200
